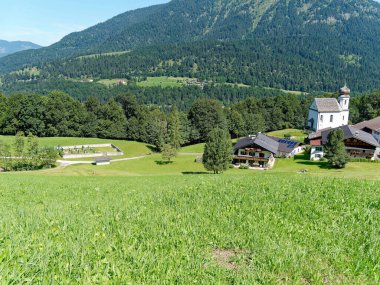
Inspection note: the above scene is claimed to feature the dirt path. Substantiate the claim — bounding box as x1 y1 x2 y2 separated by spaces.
56 156 146 169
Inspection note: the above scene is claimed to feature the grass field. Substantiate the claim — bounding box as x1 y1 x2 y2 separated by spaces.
136 76 190 88
97 78 128 86
0 136 153 159
1 135 379 283
2 135 380 181
0 173 378 283
267 129 308 142
77 50 131 59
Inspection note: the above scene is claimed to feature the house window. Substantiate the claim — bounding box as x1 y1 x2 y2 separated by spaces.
343 116 345 121
345 100 347 105
330 115 333 123
315 147 323 152
320 115 323 122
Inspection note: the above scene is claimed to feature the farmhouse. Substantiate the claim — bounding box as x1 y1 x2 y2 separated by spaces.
307 85 350 131
233 133 303 168
353 116 380 144
309 125 380 160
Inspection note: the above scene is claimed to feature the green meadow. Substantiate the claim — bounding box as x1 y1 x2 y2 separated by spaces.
136 76 189 88
0 173 379 284
1 135 380 283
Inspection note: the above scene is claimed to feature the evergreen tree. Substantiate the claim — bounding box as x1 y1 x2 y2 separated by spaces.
324 129 349 169
203 128 232 174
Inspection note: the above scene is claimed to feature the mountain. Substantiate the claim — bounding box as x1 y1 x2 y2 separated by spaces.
0 40 41 58
2 0 380 92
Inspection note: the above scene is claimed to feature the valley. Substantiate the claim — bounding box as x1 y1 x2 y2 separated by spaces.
1 0 380 283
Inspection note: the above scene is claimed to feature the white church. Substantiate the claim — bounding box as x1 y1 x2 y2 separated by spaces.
307 85 350 131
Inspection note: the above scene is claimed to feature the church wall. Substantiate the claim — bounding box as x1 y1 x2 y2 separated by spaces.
315 111 347 131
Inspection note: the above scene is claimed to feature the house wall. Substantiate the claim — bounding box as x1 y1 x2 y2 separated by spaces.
373 131 380 143
277 146 304 158
308 108 319 130
316 111 347 131
308 100 349 131
237 149 272 159
311 146 380 161
310 146 324 160
290 146 304 157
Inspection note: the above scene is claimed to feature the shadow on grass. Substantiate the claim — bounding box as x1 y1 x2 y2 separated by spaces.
182 171 210 175
293 154 310 160
146 145 159 153
295 160 330 169
155 161 174 165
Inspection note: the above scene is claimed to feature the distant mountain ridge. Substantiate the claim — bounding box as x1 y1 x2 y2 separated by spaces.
0 39 41 58
2 0 380 92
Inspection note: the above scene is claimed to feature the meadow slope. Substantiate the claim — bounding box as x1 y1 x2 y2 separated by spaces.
0 173 379 284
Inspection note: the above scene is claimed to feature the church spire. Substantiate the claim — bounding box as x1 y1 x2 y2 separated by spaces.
340 83 350 96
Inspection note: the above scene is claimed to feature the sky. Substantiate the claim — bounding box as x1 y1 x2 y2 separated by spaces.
0 0 170 46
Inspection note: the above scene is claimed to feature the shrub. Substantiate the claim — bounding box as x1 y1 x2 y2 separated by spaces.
239 164 249 169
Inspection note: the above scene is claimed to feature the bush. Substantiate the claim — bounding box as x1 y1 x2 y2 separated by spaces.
239 164 249 169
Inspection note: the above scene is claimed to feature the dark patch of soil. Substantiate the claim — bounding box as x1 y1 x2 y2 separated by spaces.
212 249 239 270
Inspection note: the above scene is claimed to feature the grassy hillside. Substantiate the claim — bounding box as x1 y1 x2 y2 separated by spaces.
0 136 153 158
2 135 380 180
0 173 378 283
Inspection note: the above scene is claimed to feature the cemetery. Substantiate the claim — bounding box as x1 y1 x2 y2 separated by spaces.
57 143 124 159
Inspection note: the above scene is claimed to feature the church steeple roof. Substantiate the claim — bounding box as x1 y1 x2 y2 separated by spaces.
340 84 350 96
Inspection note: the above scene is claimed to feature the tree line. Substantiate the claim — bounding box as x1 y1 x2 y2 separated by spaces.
0 78 291 111
0 90 379 151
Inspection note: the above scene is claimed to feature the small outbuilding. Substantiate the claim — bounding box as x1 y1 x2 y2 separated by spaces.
93 157 112 166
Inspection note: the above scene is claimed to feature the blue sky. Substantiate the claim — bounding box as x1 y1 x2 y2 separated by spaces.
0 0 169 46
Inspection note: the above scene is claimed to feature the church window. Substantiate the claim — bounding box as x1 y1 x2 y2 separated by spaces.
330 115 333 122
320 115 323 122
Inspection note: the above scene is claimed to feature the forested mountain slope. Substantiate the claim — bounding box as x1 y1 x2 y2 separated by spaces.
2 0 380 92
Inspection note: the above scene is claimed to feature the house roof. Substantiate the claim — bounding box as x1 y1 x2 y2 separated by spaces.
308 127 332 140
254 133 279 154
233 133 279 154
233 133 300 155
313 98 342 112
270 137 302 153
94 157 112 162
321 125 380 147
353 116 380 132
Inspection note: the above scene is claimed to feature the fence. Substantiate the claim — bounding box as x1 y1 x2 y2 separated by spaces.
60 143 124 159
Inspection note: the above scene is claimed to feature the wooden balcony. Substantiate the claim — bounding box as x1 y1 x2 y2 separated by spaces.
233 155 270 162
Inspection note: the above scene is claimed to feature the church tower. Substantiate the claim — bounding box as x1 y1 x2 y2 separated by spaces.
338 84 350 111
338 84 350 125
